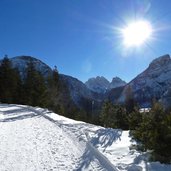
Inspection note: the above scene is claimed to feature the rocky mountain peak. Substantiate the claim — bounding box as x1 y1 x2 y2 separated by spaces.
109 77 126 89
85 76 126 93
88 76 109 84
85 76 109 93
111 77 126 85
118 54 171 107
149 54 171 69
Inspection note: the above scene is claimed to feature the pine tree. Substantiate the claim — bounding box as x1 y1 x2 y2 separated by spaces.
23 61 48 107
0 56 22 104
47 66 60 110
11 68 23 104
100 101 128 129
113 105 128 129
100 101 114 127
130 102 171 163
128 108 142 130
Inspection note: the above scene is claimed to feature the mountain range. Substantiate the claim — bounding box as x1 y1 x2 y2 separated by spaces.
6 54 171 109
85 76 126 93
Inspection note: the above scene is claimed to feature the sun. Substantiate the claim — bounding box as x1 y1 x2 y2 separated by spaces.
122 20 153 47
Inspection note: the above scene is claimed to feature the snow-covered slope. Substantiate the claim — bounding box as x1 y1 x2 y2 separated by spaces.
10 56 52 78
119 54 171 107
0 104 170 171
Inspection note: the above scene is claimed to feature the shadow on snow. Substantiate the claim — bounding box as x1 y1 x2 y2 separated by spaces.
90 128 122 151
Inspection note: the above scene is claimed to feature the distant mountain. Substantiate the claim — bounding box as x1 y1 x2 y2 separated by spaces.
108 77 126 89
10 56 52 78
59 74 98 105
85 76 126 93
85 76 109 93
118 54 171 107
8 56 102 110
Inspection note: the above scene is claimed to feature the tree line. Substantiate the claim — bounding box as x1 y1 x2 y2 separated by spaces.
129 103 171 163
0 56 99 123
0 56 76 115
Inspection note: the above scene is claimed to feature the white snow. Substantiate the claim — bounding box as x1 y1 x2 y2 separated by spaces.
0 104 171 171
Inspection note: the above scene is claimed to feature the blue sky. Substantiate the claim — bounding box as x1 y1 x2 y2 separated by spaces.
0 0 171 83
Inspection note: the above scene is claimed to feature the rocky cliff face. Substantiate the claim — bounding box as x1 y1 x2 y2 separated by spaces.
119 54 171 107
109 77 126 89
85 76 109 93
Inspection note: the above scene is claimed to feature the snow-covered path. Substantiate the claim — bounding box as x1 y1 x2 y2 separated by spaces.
0 105 83 170
0 104 116 171
0 104 171 171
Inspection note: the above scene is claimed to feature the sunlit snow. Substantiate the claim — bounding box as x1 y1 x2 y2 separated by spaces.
0 104 170 171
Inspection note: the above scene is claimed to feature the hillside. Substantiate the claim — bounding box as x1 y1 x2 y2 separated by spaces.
110 54 171 108
8 56 103 110
0 104 170 171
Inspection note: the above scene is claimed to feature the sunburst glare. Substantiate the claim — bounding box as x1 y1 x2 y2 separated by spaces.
121 20 153 47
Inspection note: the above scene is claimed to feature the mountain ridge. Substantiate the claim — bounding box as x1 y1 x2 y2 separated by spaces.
2 54 171 109
117 54 171 108
85 76 126 93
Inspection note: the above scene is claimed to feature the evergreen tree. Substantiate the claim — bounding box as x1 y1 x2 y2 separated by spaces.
113 105 128 129
23 61 48 107
100 101 114 127
47 66 59 108
75 110 87 122
0 56 22 104
12 68 23 104
128 107 142 130
130 102 171 163
100 101 128 129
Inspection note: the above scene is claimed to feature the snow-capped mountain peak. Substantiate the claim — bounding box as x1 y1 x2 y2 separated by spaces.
85 76 126 93
85 76 110 93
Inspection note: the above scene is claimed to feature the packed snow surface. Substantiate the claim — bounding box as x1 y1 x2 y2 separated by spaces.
0 104 170 171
